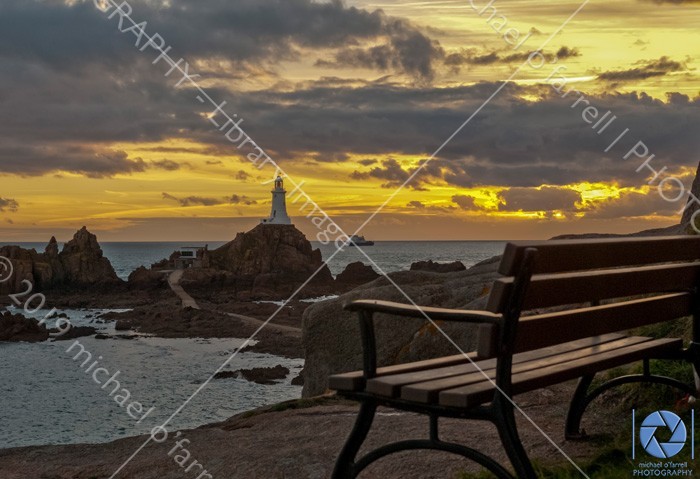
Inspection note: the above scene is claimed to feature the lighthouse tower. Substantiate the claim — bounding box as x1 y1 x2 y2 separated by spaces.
261 176 292 225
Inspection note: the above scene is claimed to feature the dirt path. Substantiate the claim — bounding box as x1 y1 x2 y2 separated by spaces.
167 269 200 309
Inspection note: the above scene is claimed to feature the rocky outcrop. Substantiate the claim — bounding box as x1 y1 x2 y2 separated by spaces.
208 224 334 296
0 312 49 342
0 227 121 294
682 161 700 230
335 262 379 288
410 260 466 273
301 256 501 397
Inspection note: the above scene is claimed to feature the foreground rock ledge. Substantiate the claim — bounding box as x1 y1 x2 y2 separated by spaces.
0 389 614 479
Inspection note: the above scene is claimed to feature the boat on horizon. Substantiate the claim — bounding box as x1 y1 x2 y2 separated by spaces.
346 235 375 246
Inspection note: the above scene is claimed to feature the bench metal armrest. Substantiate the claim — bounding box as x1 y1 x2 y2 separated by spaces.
343 299 502 379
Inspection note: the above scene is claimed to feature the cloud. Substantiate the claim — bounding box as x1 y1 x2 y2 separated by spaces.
642 0 700 4
0 197 19 212
150 159 181 171
444 46 579 70
597 56 687 82
350 158 428 190
585 190 681 218
162 192 257 206
227 194 257 205
497 187 581 212
358 159 378 166
451 195 480 210
317 23 445 81
162 192 223 207
235 170 250 181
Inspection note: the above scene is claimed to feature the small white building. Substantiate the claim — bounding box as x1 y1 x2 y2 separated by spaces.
260 176 292 225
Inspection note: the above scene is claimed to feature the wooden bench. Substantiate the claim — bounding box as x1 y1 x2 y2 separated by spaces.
329 236 700 478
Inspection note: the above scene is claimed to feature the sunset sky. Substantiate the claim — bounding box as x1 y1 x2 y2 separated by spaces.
1 0 699 241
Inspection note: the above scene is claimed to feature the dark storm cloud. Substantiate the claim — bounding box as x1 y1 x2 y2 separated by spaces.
598 56 687 82
0 198 19 213
0 0 375 66
0 2 698 190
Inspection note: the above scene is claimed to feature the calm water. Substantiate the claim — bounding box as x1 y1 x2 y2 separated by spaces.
0 240 504 448
3 241 505 279
0 307 303 449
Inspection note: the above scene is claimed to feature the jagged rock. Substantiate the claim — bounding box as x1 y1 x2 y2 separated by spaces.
410 260 466 273
208 224 334 296
0 312 49 342
301 257 501 397
60 227 119 285
335 262 380 288
0 227 121 294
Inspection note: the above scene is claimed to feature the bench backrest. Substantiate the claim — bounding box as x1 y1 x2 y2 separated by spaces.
478 236 700 357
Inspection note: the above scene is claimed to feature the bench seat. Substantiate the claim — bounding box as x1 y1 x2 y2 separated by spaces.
331 333 683 409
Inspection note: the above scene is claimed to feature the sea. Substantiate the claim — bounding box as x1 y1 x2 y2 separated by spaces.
0 241 504 449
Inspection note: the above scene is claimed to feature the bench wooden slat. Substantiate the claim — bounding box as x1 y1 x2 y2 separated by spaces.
401 336 653 403
328 352 478 392
510 292 693 354
486 262 700 313
439 337 683 408
365 334 626 397
498 236 700 275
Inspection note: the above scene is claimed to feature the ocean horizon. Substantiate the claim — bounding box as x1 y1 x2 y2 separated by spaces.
1 240 507 280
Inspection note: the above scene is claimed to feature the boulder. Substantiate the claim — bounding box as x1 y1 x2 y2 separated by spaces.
335 262 380 287
0 312 49 342
235 365 290 385
301 256 501 397
410 260 466 273
127 266 168 289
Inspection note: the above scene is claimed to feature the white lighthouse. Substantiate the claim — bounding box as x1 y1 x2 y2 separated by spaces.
261 176 292 225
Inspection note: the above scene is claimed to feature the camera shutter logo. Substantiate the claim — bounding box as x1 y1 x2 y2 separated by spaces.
639 410 687 459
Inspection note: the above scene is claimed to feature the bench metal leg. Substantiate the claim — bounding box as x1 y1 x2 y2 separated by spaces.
494 400 537 479
565 372 697 441
565 375 594 440
332 399 377 479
